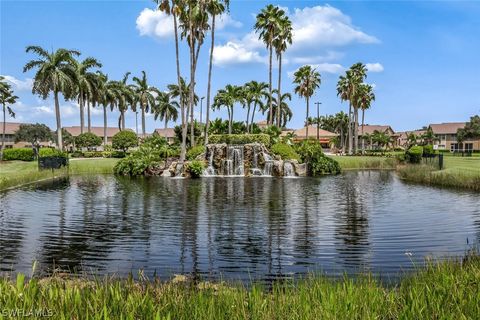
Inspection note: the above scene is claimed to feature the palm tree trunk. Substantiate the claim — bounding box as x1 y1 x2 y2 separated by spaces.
190 101 195 147
348 102 353 155
79 93 85 134
268 45 273 125
205 13 216 146
354 108 359 153
164 117 168 137
246 102 251 133
173 6 186 162
250 102 257 133
361 109 365 154
54 90 63 150
186 10 195 149
1 104 5 161
141 104 146 137
277 53 282 127
121 111 126 130
87 100 92 133
103 105 108 146
305 97 309 140
227 107 232 134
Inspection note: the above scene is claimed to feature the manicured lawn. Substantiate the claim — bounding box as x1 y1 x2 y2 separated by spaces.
329 155 398 170
0 158 119 191
0 255 479 319
443 154 480 175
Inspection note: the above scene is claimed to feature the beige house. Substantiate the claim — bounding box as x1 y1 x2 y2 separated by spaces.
284 125 337 148
63 126 122 145
0 122 53 149
396 130 426 148
153 128 177 144
429 122 480 152
358 124 398 148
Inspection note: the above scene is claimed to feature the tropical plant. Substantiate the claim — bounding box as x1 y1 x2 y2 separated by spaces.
23 46 79 150
186 160 204 178
131 71 159 137
112 130 138 152
153 92 179 136
421 127 438 145
94 72 117 146
406 145 423 164
270 142 300 161
262 125 282 145
355 83 375 153
296 139 340 175
244 81 268 133
212 84 242 134
0 76 18 161
457 115 480 141
372 130 392 150
293 65 321 139
187 145 206 160
254 4 285 125
75 132 102 149
174 121 202 147
270 89 292 128
14 123 53 155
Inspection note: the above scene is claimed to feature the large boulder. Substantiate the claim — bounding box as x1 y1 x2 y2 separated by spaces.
292 160 307 177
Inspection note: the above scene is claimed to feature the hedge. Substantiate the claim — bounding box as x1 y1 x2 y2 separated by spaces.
2 148 35 161
208 134 270 146
406 146 423 164
39 148 67 158
270 143 300 161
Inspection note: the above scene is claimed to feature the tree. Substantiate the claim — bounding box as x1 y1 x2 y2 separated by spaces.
354 83 375 153
132 71 160 137
112 130 138 152
421 127 437 145
94 72 117 146
212 84 242 134
371 130 392 150
254 4 285 125
14 123 53 155
457 115 480 142
114 73 136 131
73 57 102 134
270 89 292 128
205 0 229 145
273 12 292 127
244 80 268 133
293 65 321 139
174 121 202 147
0 76 18 161
153 92 179 136
75 132 102 149
24 46 79 150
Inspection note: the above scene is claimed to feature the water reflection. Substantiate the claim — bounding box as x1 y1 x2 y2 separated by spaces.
1 172 479 282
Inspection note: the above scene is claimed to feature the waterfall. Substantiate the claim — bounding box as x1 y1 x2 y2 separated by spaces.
263 153 273 176
283 161 295 177
203 149 215 176
223 160 233 176
226 145 245 176
250 146 263 176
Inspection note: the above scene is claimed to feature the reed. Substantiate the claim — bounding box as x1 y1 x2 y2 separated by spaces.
1 255 479 319
330 155 398 170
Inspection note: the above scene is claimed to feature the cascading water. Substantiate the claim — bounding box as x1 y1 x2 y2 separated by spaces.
283 161 295 177
250 146 263 176
263 153 273 176
225 145 245 176
203 150 215 176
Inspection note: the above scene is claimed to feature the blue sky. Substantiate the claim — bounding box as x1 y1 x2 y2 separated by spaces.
1 0 479 133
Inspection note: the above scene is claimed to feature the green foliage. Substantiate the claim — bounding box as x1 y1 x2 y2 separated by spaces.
187 160 205 178
422 144 435 157
270 143 300 161
39 148 67 158
75 132 102 148
174 122 202 147
262 125 281 144
82 151 104 158
141 132 168 149
2 148 35 161
209 134 270 146
14 123 52 147
187 145 206 160
457 115 480 142
406 146 423 164
296 139 341 175
112 131 138 152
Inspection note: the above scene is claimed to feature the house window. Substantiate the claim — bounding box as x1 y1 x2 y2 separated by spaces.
451 143 458 152
465 143 473 151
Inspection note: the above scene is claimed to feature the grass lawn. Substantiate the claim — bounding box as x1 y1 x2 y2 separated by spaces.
329 155 398 170
443 154 480 174
0 158 119 191
0 255 479 319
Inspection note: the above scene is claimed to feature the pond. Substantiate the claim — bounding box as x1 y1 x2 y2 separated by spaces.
1 172 479 282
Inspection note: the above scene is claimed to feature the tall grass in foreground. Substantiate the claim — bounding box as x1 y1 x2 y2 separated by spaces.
330 156 398 170
397 164 480 192
1 256 479 319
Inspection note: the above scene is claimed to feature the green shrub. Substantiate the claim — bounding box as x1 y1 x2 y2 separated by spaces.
112 131 138 152
187 145 205 160
2 148 35 161
423 144 436 157
296 139 340 175
270 143 300 161
262 125 282 144
70 151 83 158
82 151 104 158
114 156 151 176
113 143 174 176
75 132 102 148
208 134 270 146
406 146 423 164
142 133 168 148
102 150 126 158
187 160 204 178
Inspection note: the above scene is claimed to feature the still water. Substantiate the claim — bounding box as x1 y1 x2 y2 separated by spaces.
1 172 479 281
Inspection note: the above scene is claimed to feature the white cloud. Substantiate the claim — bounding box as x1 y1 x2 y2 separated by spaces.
366 63 384 72
311 63 345 74
136 8 241 40
212 5 378 66
1 75 33 91
35 106 54 115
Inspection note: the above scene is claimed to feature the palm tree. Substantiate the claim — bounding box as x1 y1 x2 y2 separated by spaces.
212 84 241 134
244 80 268 132
154 92 179 136
273 13 292 127
254 4 284 125
0 77 18 161
24 46 79 150
293 65 321 139
94 72 117 146
132 71 160 137
114 72 135 131
168 77 198 117
355 83 375 153
73 57 102 134
271 90 292 128
205 0 229 145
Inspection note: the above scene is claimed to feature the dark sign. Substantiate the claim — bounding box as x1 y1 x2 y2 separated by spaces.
38 156 69 170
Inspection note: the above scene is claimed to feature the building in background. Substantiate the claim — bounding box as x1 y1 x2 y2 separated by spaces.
153 128 176 144
428 122 480 152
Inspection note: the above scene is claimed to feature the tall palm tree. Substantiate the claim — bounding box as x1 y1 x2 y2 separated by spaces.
153 92 179 136
24 46 79 150
114 72 135 131
293 65 321 139
132 71 160 137
212 84 241 134
0 77 18 161
244 80 268 132
355 83 375 153
94 72 118 146
273 13 292 127
73 57 102 134
205 0 229 145
254 4 284 125
271 89 292 128
156 0 187 161
168 77 198 116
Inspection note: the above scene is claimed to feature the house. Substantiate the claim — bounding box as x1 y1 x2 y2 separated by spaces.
153 128 177 144
285 125 338 148
357 124 398 148
63 126 122 145
396 130 426 148
428 122 480 152
0 122 52 148
256 120 269 129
